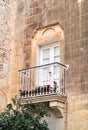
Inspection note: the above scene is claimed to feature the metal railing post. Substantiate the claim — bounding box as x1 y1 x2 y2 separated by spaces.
18 62 67 97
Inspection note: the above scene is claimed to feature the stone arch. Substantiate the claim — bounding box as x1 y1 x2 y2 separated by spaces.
30 23 64 67
32 23 64 43
51 107 64 118
42 28 56 36
45 107 65 130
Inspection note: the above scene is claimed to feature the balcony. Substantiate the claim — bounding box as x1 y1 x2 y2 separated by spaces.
19 62 67 117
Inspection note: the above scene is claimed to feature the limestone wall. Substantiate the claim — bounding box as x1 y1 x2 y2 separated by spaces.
0 0 11 80
0 0 11 111
12 1 87 130
0 0 88 130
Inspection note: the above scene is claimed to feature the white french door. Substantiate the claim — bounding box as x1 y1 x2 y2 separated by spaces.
39 42 60 87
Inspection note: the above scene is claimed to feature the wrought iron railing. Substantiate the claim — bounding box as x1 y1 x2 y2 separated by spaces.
19 62 67 98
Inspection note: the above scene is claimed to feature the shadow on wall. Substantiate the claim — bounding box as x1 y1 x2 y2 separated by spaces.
45 109 64 130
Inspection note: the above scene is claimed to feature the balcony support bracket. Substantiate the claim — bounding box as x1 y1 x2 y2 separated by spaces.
49 101 65 118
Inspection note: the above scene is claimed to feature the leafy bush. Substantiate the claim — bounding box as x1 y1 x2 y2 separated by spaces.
0 96 49 130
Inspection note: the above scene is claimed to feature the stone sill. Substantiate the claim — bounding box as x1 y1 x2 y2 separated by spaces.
21 94 67 104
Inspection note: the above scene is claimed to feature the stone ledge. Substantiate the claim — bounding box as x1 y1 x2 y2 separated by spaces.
21 94 67 104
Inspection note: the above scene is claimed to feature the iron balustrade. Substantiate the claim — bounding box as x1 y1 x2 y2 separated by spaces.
19 62 67 98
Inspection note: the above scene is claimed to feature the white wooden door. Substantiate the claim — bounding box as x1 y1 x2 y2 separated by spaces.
39 42 60 86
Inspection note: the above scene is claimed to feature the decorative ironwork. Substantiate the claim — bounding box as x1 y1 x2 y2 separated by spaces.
19 62 67 98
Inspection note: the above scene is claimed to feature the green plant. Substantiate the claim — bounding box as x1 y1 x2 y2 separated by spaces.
0 96 49 130
19 81 58 96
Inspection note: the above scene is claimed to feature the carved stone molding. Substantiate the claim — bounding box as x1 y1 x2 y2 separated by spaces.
49 101 66 118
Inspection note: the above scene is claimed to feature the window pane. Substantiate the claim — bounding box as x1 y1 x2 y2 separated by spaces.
54 66 60 74
54 46 60 56
43 68 49 81
54 56 60 62
43 58 50 64
43 49 50 59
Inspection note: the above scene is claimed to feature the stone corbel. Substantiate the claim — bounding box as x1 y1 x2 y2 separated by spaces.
49 101 65 118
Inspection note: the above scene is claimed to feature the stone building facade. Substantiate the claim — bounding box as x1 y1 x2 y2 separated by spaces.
0 0 88 130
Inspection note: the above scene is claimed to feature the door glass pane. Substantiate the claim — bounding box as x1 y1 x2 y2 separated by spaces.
54 65 60 75
54 65 60 86
54 56 60 62
43 49 50 64
43 68 49 80
43 49 50 58
54 46 60 56
43 58 50 64
54 46 60 62
42 67 49 85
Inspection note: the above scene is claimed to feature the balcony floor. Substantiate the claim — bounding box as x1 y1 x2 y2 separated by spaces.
21 93 67 104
